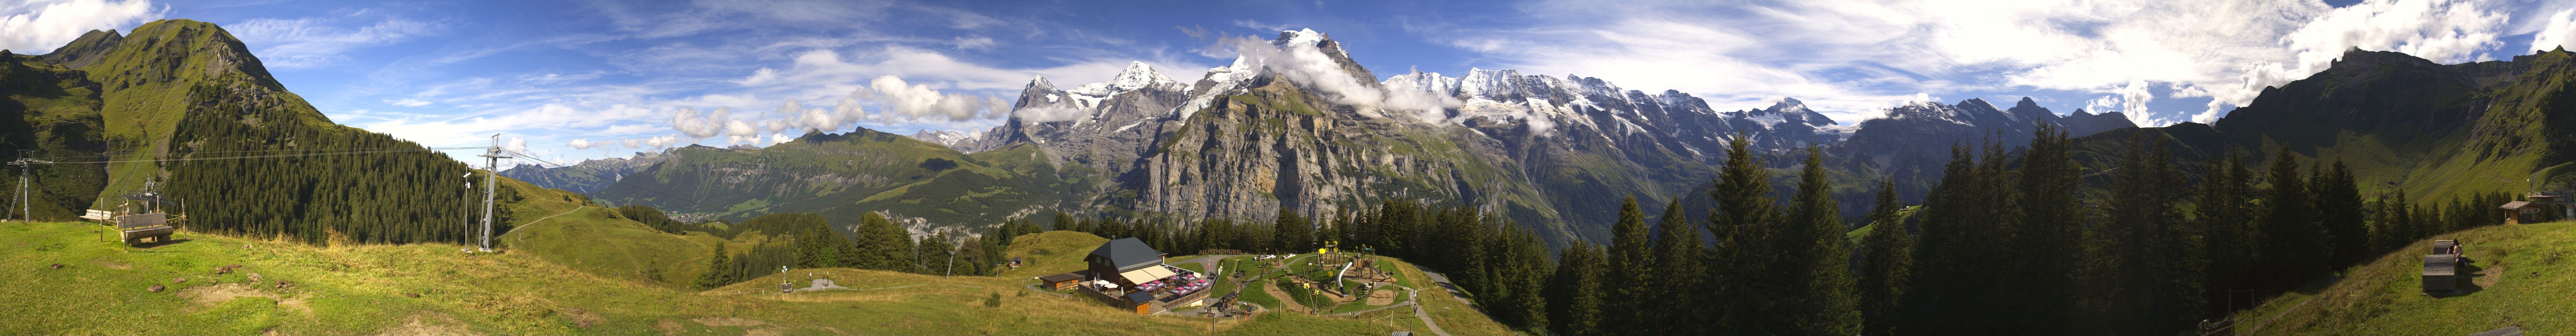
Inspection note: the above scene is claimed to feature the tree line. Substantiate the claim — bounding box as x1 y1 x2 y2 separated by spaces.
1515 124 2516 336
680 207 1040 289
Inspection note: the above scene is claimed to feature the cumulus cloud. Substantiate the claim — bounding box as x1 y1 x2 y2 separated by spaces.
1215 32 1461 123
850 75 1010 121
670 107 731 138
2536 9 2576 52
0 0 159 54
568 138 596 149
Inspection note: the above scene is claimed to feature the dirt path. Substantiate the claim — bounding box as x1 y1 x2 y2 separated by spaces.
1407 287 1452 336
1416 268 1477 307
499 206 586 238
1262 281 1308 313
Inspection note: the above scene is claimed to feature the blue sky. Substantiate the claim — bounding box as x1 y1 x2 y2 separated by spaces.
6 0 2576 165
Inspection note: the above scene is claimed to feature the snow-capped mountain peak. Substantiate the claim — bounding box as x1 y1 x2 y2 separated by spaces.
1273 29 1343 58
1068 61 1183 96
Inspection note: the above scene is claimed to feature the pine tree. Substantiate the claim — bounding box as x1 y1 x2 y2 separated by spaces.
2101 133 2204 334
2198 153 2257 316
2011 123 2082 334
696 243 733 289
854 211 916 272
2258 149 2326 291
1275 206 1311 252
1545 241 1606 336
2317 160 2369 267
1651 198 1704 335
1857 178 1914 336
1706 132 1780 334
1789 145 1861 335
1601 197 1653 335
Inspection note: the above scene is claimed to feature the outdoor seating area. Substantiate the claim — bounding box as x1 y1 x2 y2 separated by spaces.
1074 238 1218 314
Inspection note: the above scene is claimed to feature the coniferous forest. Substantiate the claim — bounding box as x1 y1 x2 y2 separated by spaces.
163 78 519 246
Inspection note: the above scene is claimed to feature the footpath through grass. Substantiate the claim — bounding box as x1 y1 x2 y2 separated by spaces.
2229 221 2576 335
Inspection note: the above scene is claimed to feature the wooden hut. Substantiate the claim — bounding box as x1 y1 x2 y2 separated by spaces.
1037 271 1088 290
2499 201 2537 224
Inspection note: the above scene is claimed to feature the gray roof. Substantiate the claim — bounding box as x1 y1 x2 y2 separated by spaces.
1124 290 1157 304
1090 238 1166 272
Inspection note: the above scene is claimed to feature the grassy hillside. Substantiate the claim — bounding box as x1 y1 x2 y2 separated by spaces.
496 174 727 288
0 52 108 220
590 130 1069 234
2228 222 2576 335
0 221 1428 335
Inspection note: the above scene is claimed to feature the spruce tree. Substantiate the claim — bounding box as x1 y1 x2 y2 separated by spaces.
1602 197 1653 335
1857 178 1914 336
2103 133 2203 334
2317 161 2368 267
1905 143 1985 334
1545 241 1606 336
2258 149 2326 291
1706 132 1779 334
1275 206 1311 252
2011 123 2082 334
697 243 733 289
1790 145 1861 335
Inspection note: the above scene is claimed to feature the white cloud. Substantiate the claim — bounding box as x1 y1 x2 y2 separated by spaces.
0 0 159 54
670 107 729 138
1010 106 1087 123
568 138 596 149
2535 9 2576 52
228 17 440 68
1216 32 1461 123
386 98 432 107
951 36 994 50
850 75 1010 121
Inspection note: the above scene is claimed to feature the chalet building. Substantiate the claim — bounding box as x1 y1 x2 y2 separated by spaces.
1045 238 1211 314
2499 201 2538 224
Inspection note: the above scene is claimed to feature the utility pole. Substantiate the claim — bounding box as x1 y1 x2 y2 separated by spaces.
944 250 957 278
11 152 54 223
476 135 511 252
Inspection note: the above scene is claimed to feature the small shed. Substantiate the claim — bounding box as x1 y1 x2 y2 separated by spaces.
1123 291 1157 314
2499 201 2537 224
1037 271 1088 291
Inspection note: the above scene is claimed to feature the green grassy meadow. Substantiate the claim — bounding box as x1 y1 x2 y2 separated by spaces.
2229 221 2576 335
0 221 1438 335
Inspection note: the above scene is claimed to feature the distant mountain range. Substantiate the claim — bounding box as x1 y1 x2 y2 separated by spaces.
472 31 2576 246
518 29 2156 243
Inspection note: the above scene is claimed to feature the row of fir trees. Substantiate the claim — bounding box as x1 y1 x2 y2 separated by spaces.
1531 124 2515 336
